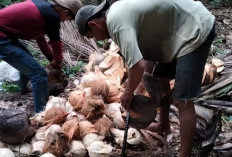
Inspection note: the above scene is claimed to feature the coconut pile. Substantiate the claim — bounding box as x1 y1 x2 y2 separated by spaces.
0 42 147 157
0 41 225 157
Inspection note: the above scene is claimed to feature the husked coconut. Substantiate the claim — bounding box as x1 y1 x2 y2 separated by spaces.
79 121 97 139
82 133 103 147
87 141 113 157
90 80 109 102
104 103 121 118
81 96 105 122
80 72 98 88
61 118 80 140
32 141 45 153
113 111 125 129
45 96 67 111
40 152 56 157
44 107 68 125
44 124 62 139
0 148 15 157
94 117 113 137
111 128 142 146
65 140 86 157
35 126 47 141
32 111 45 125
68 90 86 111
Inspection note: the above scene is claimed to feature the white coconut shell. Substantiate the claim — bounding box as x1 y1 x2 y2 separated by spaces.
111 128 142 146
112 111 125 129
33 111 45 124
0 148 15 157
32 141 45 153
40 152 56 157
104 103 121 118
82 133 103 147
87 141 113 157
35 127 47 141
65 140 86 157
45 96 67 111
44 124 62 139
80 72 98 88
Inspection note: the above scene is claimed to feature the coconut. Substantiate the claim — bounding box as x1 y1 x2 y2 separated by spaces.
90 80 109 102
65 140 86 157
111 128 142 146
0 148 15 157
94 117 113 137
80 72 98 88
61 118 80 140
113 111 126 129
106 83 121 103
44 107 68 125
82 133 102 147
45 96 67 111
44 124 62 139
104 103 121 118
79 121 97 139
81 96 105 122
32 111 45 125
68 90 86 111
40 153 56 157
44 132 70 156
87 141 113 157
32 141 45 153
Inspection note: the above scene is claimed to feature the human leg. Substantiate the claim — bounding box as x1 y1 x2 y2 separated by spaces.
0 37 48 113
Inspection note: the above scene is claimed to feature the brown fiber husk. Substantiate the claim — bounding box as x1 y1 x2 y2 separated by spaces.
91 80 109 102
81 96 105 122
79 121 97 139
44 107 68 125
61 118 80 140
44 132 70 157
68 90 86 111
94 117 113 137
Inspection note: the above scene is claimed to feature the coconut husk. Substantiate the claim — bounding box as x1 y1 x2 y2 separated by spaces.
68 91 86 111
94 117 113 137
135 82 150 98
79 121 97 139
202 63 218 85
44 132 70 157
61 118 80 140
44 107 68 125
90 80 109 102
106 83 121 103
81 96 105 122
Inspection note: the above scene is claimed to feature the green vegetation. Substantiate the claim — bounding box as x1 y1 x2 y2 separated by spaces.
210 0 232 7
0 0 23 7
1 82 20 93
62 61 87 77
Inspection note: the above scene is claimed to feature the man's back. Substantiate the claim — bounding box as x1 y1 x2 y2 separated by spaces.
107 0 215 66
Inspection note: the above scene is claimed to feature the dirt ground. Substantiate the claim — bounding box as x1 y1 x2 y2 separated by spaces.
0 2 231 157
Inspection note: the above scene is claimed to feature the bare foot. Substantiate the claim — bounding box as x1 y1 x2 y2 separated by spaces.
145 122 171 136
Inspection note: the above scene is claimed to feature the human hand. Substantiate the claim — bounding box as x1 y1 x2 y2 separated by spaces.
120 89 134 110
48 60 62 69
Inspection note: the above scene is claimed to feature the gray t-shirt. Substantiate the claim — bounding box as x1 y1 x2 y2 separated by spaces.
106 0 215 68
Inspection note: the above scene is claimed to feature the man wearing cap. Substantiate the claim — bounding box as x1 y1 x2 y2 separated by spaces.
75 0 215 156
0 0 82 113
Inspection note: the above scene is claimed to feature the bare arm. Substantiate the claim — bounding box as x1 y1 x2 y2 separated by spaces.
121 59 146 110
